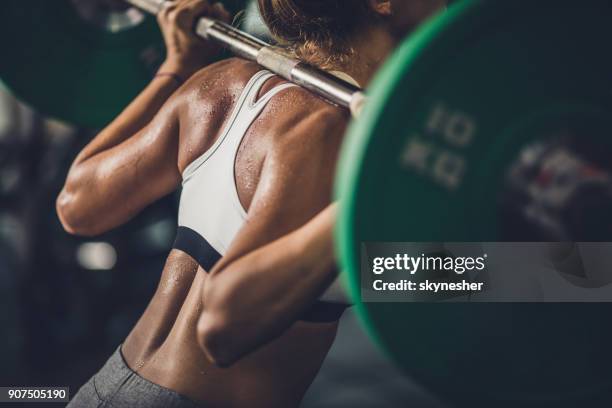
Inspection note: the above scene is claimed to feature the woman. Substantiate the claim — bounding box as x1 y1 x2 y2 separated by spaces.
59 1 445 407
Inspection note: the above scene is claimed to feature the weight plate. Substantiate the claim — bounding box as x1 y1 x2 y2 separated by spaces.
336 0 612 406
0 0 247 129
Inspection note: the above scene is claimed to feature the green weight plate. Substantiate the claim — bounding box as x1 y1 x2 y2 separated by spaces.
336 0 612 406
0 0 246 129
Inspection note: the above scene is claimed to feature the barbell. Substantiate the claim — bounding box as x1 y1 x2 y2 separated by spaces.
2 0 612 407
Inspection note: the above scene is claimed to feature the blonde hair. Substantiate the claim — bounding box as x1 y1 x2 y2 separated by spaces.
257 0 372 69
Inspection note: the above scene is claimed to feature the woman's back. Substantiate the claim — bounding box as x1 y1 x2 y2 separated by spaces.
120 57 350 407
61 1 438 405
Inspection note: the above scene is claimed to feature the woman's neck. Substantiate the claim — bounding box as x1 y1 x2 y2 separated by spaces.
332 26 398 87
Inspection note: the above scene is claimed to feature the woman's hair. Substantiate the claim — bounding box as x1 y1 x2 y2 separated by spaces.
257 0 373 68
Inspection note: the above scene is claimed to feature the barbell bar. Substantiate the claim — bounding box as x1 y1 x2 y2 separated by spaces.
125 0 366 117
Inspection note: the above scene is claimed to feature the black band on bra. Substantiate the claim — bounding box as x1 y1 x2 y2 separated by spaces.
172 227 348 322
173 226 222 272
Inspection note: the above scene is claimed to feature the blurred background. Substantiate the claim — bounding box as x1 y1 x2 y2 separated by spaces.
0 1 445 407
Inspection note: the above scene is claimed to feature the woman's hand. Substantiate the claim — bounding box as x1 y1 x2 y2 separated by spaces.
158 0 231 79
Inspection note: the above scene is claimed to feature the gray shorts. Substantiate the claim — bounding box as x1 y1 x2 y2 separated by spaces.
68 346 201 408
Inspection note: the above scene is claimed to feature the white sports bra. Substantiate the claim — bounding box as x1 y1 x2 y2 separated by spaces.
173 70 351 322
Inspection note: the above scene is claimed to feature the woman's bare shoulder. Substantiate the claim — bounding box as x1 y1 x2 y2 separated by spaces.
263 84 350 145
177 57 347 120
176 56 350 153
181 58 264 99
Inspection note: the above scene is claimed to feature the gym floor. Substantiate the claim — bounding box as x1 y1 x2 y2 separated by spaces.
0 84 444 408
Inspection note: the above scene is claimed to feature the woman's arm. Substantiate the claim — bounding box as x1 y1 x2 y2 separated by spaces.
56 83 182 236
57 0 231 236
200 204 338 366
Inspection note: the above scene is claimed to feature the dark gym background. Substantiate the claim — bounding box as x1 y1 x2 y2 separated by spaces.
0 5 445 408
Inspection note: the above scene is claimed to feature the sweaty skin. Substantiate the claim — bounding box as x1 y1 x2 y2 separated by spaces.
123 59 349 406
60 56 349 406
57 0 446 406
